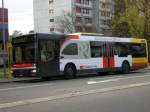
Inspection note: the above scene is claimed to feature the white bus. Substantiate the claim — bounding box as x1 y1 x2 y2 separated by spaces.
11 33 149 79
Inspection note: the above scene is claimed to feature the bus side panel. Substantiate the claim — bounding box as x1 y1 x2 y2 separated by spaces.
132 57 148 69
60 41 104 74
60 58 103 74
129 40 149 70
114 55 132 68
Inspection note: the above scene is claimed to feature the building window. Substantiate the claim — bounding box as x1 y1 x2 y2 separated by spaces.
82 8 90 14
49 0 53 4
85 27 92 32
101 2 111 9
83 0 90 5
76 17 82 22
85 18 92 24
76 6 81 13
75 26 82 32
49 9 54 14
62 43 78 55
101 11 111 17
100 19 111 26
50 19 54 22
50 28 54 31
76 0 81 4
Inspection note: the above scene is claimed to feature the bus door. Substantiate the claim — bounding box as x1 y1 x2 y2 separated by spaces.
103 42 115 69
37 40 60 77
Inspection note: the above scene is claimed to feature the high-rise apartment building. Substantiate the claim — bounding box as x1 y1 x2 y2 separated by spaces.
33 0 114 34
0 8 8 42
0 8 9 51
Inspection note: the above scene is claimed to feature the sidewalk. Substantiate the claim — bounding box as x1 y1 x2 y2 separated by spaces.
0 78 15 83
144 66 150 70
0 67 14 83
0 69 25 83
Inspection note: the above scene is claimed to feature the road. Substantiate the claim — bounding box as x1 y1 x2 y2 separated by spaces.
0 68 150 112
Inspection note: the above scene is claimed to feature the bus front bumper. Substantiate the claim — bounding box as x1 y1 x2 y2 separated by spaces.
11 67 37 77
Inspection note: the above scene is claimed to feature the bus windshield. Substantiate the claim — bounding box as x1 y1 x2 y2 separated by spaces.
13 43 36 64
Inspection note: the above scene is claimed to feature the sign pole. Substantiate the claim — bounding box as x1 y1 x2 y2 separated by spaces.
2 0 7 78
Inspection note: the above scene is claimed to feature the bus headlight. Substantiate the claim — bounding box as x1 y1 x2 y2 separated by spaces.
32 70 36 73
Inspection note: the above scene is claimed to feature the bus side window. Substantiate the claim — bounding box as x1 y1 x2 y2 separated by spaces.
90 41 103 58
40 41 55 62
114 43 129 57
129 43 146 57
62 43 78 55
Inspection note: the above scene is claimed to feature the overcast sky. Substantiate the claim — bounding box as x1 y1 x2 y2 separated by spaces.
1 0 33 35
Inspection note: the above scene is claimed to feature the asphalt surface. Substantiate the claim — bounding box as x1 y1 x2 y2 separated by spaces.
0 68 150 112
2 84 150 112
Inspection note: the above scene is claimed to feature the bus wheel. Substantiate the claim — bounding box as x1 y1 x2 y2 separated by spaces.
64 64 76 79
122 61 130 74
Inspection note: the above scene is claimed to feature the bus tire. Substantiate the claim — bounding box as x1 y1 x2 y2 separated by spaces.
122 61 130 74
64 64 76 79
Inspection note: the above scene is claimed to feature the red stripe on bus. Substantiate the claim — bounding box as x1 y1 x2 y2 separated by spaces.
12 63 33 68
63 35 79 45
80 65 84 70
103 57 108 68
109 57 115 67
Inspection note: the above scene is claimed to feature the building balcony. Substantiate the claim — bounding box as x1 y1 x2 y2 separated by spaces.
75 3 92 8
85 23 92 27
75 22 92 27
75 12 92 17
75 1 92 8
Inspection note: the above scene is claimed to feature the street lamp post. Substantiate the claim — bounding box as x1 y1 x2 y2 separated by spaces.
2 0 7 77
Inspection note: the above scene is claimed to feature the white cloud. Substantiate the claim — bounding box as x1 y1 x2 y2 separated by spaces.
2 0 34 34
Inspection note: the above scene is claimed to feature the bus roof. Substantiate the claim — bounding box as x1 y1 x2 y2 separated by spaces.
15 33 66 39
12 33 146 45
12 33 66 45
68 33 147 43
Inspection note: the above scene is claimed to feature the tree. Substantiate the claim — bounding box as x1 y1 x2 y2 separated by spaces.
122 4 144 37
55 11 75 33
132 0 150 61
112 0 150 62
112 0 146 37
10 30 23 38
112 0 131 37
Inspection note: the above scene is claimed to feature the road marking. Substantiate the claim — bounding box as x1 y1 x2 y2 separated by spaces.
87 72 150 82
0 83 54 92
0 81 150 109
87 75 150 84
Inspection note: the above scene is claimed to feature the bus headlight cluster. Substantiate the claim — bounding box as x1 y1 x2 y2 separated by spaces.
32 70 36 73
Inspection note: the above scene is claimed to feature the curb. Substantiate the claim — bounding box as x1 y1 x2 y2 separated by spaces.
0 78 15 83
144 67 150 70
0 77 39 83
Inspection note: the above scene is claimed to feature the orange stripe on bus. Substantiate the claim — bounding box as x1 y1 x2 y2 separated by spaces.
132 63 147 67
